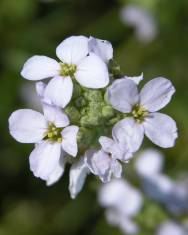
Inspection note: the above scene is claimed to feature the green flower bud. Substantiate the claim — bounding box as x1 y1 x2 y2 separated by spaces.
75 96 86 108
102 105 114 118
83 89 103 102
64 106 80 125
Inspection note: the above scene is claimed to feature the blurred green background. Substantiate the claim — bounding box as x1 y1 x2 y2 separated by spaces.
0 0 188 234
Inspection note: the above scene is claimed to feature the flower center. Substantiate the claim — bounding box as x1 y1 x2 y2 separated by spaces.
60 63 77 77
132 104 149 123
46 122 63 143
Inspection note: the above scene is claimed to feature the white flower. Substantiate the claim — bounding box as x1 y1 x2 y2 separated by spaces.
135 148 164 177
69 157 89 199
107 77 178 151
99 122 133 163
85 124 132 182
141 174 174 204
21 36 109 108
85 149 122 183
98 179 143 234
120 4 157 43
88 36 113 63
157 221 187 235
135 149 174 204
135 149 188 215
9 103 79 182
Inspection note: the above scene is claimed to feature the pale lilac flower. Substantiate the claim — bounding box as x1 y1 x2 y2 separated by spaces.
85 149 122 183
135 148 164 177
21 36 109 108
108 77 177 151
9 103 79 182
99 124 133 163
120 5 157 43
85 124 132 182
157 221 187 235
135 149 188 215
135 149 174 204
98 179 143 234
88 36 113 63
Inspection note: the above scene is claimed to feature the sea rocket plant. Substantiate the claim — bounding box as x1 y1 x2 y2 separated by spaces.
8 35 178 198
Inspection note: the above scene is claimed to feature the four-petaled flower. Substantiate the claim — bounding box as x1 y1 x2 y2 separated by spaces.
9 103 79 182
85 124 132 182
107 77 178 152
21 36 109 108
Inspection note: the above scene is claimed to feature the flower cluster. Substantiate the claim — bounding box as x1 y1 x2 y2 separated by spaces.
135 149 188 215
98 179 143 234
98 149 188 234
8 35 178 198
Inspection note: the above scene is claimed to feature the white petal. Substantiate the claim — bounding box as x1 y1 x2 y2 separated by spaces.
99 136 115 152
36 82 53 105
112 125 133 162
88 36 113 63
99 136 132 162
44 76 73 108
9 109 47 143
120 182 143 217
142 174 174 202
56 36 89 64
124 72 144 85
46 154 66 186
21 56 60 81
42 103 69 127
107 79 139 113
85 149 112 183
69 157 89 199
135 148 164 177
29 141 61 180
140 77 175 112
99 179 143 217
61 126 79 157
76 52 109 88
144 112 178 148
105 209 120 225
119 217 139 235
111 160 122 178
113 118 144 152
98 179 128 207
